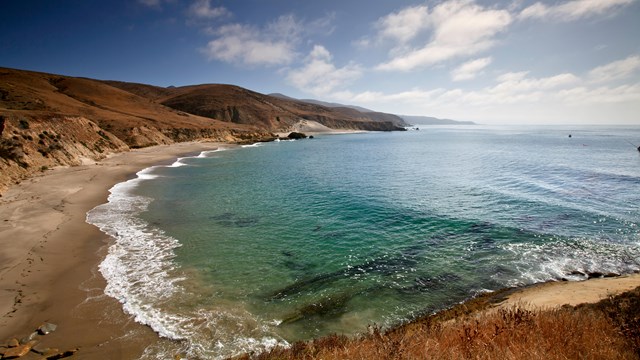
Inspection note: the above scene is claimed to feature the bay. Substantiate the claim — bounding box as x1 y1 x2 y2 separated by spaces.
88 125 640 359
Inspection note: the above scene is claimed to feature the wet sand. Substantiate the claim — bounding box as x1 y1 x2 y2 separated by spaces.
0 141 227 358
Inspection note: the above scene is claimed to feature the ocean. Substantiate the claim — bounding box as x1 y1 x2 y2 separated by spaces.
87 125 640 359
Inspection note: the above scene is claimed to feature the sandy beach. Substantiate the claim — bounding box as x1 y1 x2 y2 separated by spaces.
1 139 639 359
0 141 227 358
498 273 640 310
275 120 368 138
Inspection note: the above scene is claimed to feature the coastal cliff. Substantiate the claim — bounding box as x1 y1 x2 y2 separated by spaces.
0 67 403 193
106 81 407 132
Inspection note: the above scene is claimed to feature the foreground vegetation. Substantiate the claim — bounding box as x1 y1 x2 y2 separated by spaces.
237 287 640 359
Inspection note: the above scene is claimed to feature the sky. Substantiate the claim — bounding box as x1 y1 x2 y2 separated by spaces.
1 0 639 125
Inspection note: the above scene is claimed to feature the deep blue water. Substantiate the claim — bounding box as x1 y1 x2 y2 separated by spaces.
87 125 640 359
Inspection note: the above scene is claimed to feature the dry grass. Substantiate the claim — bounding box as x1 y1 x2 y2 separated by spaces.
236 287 640 360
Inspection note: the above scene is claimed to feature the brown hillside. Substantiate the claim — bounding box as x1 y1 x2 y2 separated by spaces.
0 68 266 192
158 85 405 131
104 81 406 132
0 68 257 142
1 66 405 193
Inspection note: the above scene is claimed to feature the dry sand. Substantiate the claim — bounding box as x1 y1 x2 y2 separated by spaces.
275 120 367 138
497 273 640 310
1 139 639 359
0 141 227 358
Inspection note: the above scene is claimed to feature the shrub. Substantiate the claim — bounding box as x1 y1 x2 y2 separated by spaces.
240 288 640 360
18 119 30 129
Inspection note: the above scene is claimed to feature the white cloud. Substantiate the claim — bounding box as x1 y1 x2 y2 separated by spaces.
307 12 337 37
489 72 580 94
376 0 512 71
350 68 640 116
451 57 492 81
203 15 306 66
201 13 337 67
265 14 302 42
519 0 635 21
333 54 639 124
341 70 585 110
188 0 228 19
558 84 640 104
203 22 297 66
588 55 640 83
376 5 431 44
496 71 529 83
287 45 362 96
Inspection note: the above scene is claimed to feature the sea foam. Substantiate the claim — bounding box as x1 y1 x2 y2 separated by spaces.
86 149 286 359
499 238 640 287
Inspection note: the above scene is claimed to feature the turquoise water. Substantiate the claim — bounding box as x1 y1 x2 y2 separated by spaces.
87 125 640 359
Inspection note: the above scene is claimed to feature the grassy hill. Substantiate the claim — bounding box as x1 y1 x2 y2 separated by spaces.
0 67 404 192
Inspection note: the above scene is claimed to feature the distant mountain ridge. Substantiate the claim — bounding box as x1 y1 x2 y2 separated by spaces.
401 115 476 125
269 93 473 126
267 93 406 127
269 93 370 112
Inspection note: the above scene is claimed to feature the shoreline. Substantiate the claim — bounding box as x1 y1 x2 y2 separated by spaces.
495 272 640 310
275 120 369 138
0 141 228 358
1 139 639 358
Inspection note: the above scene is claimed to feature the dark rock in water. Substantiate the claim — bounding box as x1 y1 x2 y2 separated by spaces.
282 259 313 272
398 273 462 294
270 254 419 300
287 132 307 139
569 270 586 277
469 222 493 233
582 271 621 279
37 322 57 335
281 293 352 325
210 212 235 226
233 216 259 227
309 135 314 139
587 272 604 279
271 272 336 299
210 212 259 227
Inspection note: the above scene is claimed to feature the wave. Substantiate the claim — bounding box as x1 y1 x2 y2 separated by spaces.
197 148 227 158
86 149 287 359
241 142 263 148
497 237 640 287
169 158 189 167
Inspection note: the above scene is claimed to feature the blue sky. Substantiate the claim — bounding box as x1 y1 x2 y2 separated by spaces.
1 0 639 124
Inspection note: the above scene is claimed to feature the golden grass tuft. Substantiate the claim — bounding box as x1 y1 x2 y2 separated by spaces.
236 287 640 360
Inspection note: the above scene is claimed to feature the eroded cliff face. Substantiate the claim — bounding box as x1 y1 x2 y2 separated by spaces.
0 66 404 194
0 114 275 193
0 67 279 194
0 115 126 192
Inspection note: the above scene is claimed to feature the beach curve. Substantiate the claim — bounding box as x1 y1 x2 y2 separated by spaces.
0 141 227 358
